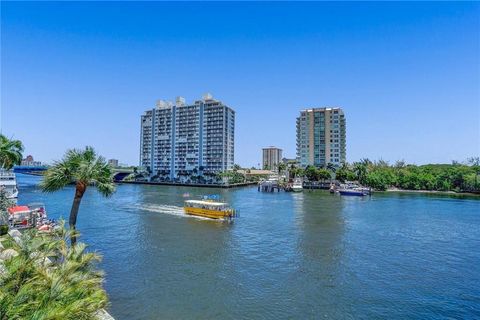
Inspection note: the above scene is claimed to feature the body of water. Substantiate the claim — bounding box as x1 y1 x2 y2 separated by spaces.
16 174 480 319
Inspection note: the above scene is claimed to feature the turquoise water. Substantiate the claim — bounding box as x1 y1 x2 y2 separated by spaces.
16 174 480 319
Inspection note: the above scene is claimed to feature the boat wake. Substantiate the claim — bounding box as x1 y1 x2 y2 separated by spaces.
133 204 218 221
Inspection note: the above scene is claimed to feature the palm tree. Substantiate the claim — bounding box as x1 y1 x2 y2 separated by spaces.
326 162 337 173
277 162 287 175
0 134 24 170
353 162 368 184
40 146 115 245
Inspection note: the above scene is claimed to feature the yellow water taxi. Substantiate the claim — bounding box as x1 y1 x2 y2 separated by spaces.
184 200 236 219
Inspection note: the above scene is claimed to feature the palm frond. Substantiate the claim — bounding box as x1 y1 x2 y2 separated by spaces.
40 160 73 192
0 134 24 169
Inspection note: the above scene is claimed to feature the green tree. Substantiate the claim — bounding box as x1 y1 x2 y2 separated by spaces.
317 169 331 181
0 223 108 319
278 162 287 175
304 166 318 181
353 162 368 184
0 135 24 170
40 147 116 245
336 159 480 192
468 157 480 189
326 162 337 173
290 167 304 179
365 171 389 191
335 163 356 182
218 170 245 184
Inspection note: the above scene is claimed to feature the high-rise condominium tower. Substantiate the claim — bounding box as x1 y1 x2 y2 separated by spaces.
296 107 346 168
262 147 283 170
140 94 235 182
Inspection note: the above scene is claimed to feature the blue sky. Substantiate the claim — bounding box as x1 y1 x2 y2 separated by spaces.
1 1 479 167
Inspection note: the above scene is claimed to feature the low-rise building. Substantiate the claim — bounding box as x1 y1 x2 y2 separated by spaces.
20 155 42 167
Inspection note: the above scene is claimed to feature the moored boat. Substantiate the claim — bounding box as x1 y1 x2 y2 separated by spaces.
0 170 18 199
7 203 55 230
258 175 281 192
291 178 303 192
338 189 369 196
184 199 236 219
336 181 371 196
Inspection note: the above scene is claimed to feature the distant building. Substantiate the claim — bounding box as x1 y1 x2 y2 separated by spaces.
108 159 119 167
140 93 235 183
282 157 297 165
262 147 283 170
20 155 42 166
296 107 346 168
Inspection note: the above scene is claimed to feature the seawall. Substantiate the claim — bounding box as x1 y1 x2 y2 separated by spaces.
117 181 257 188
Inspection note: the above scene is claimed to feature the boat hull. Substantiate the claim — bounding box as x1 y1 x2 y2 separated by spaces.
184 207 233 219
5 190 18 199
339 190 367 196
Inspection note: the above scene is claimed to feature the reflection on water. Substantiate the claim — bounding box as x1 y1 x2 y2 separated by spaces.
15 174 480 319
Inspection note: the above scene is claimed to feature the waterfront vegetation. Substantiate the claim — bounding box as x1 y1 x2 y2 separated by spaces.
218 168 246 184
0 223 107 319
40 147 116 245
291 158 480 193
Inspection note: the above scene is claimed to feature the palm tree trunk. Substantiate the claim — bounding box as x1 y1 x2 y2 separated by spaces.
69 181 87 246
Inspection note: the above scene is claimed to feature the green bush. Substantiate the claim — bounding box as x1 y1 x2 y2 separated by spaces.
346 160 480 192
0 224 8 236
0 222 108 319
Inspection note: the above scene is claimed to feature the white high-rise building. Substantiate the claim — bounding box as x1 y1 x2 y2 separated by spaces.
140 94 235 182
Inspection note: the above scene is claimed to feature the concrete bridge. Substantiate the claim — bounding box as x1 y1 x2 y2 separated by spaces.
13 165 48 175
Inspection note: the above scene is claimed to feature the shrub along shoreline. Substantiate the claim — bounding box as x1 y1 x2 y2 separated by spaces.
289 158 480 194
334 159 480 193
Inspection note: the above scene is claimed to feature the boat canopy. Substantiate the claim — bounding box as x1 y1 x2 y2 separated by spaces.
185 200 228 207
28 203 46 210
8 206 30 215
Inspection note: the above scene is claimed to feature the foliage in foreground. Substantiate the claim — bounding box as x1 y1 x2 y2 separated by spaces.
0 223 108 319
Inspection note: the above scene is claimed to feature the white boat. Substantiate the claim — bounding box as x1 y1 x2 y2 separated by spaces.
258 175 281 192
337 182 371 196
291 178 303 192
0 170 18 199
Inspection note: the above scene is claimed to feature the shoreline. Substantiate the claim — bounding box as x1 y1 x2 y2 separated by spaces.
384 188 480 196
117 180 258 188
